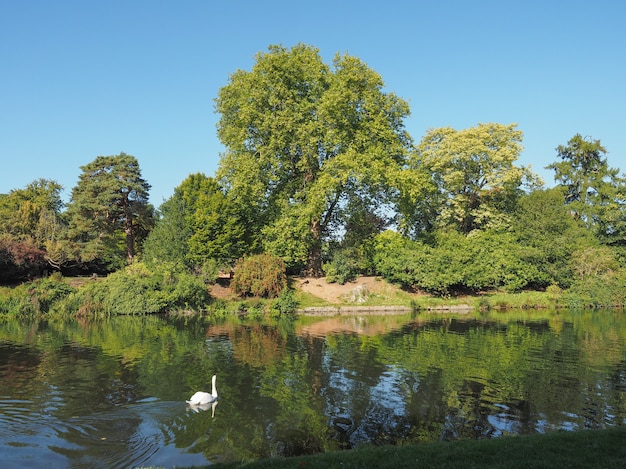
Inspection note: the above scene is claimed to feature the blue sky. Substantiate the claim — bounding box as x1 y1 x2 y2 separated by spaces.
1 0 624 206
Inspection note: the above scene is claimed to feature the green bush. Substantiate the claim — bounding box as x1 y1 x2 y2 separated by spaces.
566 270 626 308
0 284 36 316
270 288 299 317
32 273 77 313
0 273 76 317
231 253 287 298
165 271 211 311
373 229 544 296
65 263 211 315
323 248 360 285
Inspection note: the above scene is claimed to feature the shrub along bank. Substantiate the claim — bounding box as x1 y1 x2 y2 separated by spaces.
0 267 624 319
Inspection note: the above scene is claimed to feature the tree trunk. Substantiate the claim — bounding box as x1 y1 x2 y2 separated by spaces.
125 218 135 263
306 219 323 277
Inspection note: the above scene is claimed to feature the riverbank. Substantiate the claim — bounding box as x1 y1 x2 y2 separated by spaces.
289 275 563 313
206 426 626 469
1 272 622 319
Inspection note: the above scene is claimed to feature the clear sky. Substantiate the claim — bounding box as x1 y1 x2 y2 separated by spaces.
1 0 624 206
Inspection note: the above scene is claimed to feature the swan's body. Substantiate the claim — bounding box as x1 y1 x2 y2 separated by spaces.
187 375 218 405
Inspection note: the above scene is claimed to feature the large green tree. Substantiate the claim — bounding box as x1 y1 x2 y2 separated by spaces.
412 123 538 234
215 43 412 276
65 153 153 269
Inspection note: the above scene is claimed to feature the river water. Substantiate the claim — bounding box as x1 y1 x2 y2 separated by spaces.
1 310 625 468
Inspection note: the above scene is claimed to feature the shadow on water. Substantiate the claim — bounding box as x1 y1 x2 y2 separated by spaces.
1 310 625 467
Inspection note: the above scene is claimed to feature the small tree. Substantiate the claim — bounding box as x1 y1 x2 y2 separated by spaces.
143 173 247 271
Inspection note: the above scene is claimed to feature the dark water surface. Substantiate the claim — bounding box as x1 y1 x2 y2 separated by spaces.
1 310 625 468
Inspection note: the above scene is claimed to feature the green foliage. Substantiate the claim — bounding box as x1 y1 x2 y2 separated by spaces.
163 270 212 312
144 173 247 273
194 258 222 284
142 194 190 269
31 273 77 313
0 179 71 272
260 203 311 271
372 230 543 296
512 187 596 288
562 245 626 307
269 288 299 317
0 179 65 245
183 174 247 266
232 253 287 298
0 283 39 316
547 134 626 251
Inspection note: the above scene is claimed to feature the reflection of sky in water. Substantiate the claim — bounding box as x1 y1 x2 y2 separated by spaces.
0 395 211 469
370 366 408 417
487 403 520 435
324 354 412 446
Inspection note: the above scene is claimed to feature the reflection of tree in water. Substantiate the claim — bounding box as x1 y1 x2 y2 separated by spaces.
230 324 287 369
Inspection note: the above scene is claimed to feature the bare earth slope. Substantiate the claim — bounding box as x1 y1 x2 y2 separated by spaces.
210 275 405 303
294 276 402 303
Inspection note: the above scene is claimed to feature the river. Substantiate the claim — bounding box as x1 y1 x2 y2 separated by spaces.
1 310 625 467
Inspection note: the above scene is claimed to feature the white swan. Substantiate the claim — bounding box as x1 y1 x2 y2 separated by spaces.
187 374 218 405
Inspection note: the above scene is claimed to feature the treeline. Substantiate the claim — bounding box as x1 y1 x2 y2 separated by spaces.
1 44 625 311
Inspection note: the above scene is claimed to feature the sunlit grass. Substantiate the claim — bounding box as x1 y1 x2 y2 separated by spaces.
205 427 626 469
293 289 331 308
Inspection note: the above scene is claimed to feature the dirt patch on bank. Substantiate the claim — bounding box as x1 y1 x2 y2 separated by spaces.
210 275 414 303
293 276 407 303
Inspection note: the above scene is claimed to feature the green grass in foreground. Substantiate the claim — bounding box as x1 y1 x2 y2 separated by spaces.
184 427 626 469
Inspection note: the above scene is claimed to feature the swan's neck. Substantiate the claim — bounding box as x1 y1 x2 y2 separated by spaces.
211 375 218 397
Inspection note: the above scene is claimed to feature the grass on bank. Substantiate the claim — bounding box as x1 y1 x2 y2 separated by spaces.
144 427 625 469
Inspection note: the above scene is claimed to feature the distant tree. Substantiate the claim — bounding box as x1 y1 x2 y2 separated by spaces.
512 187 597 288
0 179 65 245
0 179 71 272
547 134 622 225
596 181 626 250
65 153 153 270
413 123 539 234
142 193 190 268
143 173 247 270
215 43 412 276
